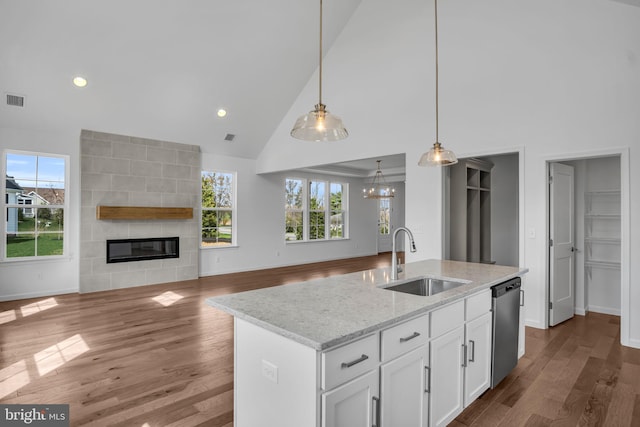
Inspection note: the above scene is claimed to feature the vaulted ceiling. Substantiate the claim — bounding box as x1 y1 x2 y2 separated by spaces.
0 0 363 159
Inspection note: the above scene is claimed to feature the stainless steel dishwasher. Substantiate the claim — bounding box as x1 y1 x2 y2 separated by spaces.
490 277 522 388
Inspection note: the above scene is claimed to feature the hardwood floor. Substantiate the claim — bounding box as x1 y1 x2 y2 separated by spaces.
1 254 638 426
452 313 640 427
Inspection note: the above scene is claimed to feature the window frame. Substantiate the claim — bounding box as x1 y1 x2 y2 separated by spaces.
285 177 349 243
378 197 391 235
200 169 237 249
2 150 69 262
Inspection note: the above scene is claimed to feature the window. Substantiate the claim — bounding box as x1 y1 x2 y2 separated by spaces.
201 171 236 248
3 151 67 260
379 198 391 235
285 178 348 242
285 179 304 241
330 183 346 238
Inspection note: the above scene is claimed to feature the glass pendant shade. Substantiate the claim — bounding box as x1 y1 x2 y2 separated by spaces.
363 161 395 199
418 142 458 166
418 0 458 167
291 103 348 142
291 0 348 142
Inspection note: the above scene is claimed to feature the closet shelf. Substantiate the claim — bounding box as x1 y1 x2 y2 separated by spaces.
585 260 621 270
584 237 621 244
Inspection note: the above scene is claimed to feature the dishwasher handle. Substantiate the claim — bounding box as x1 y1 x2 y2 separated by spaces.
492 277 521 298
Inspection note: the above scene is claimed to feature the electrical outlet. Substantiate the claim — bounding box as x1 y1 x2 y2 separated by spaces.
262 360 278 384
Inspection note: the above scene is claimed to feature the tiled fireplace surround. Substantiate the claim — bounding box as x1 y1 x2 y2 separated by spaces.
80 130 201 293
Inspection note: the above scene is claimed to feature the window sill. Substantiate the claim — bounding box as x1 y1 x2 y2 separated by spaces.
285 238 350 245
1 255 73 265
200 245 239 250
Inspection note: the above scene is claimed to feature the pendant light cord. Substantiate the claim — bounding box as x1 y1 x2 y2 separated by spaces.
318 0 323 106
434 0 439 144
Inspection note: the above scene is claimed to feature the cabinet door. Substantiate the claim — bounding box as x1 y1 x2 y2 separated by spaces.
464 312 492 407
380 345 429 427
430 325 464 427
322 370 379 427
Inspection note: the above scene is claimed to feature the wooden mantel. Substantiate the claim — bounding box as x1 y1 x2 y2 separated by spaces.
96 206 193 220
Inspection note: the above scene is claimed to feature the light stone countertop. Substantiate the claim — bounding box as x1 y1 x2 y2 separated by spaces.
206 259 528 351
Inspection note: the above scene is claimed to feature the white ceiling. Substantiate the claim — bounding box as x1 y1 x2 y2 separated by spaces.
297 153 406 181
0 0 363 159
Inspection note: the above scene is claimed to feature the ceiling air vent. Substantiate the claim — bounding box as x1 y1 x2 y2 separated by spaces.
224 133 235 142
6 93 25 107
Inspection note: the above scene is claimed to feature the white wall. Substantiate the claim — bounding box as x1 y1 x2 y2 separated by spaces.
199 153 378 276
257 0 640 345
0 127 80 300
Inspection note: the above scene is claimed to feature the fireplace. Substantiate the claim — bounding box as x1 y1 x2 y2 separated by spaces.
106 237 179 263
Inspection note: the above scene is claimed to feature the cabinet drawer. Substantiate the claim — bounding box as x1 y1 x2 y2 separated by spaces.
322 333 379 390
431 300 464 337
381 314 429 362
465 289 491 321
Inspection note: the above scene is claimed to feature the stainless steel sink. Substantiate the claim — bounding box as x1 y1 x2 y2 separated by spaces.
383 277 468 296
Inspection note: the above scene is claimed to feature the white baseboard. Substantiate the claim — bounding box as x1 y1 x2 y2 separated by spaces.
0 288 78 302
574 307 587 316
588 305 621 316
524 318 545 329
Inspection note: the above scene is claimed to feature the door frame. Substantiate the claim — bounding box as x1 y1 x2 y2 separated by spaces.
543 147 630 347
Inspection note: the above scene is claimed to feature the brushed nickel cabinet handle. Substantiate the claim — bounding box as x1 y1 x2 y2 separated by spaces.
461 343 467 367
341 354 369 369
424 366 431 393
469 340 475 363
399 331 421 343
372 396 380 427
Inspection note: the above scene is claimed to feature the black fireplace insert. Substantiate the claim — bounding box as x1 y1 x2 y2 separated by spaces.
106 237 179 263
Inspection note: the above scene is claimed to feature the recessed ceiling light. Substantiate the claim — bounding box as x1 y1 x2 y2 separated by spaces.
217 109 227 118
73 76 88 88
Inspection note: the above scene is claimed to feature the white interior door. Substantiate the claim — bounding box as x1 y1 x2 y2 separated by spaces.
549 162 575 326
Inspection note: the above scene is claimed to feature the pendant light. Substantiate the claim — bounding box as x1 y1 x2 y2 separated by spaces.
291 0 348 142
363 160 395 199
418 0 458 166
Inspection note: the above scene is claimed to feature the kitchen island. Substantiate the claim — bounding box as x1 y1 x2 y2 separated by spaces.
207 259 528 427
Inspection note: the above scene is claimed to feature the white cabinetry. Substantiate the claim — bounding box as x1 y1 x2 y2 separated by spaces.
429 290 493 427
322 333 380 427
234 290 497 427
379 313 430 427
322 370 379 427
463 290 492 406
429 300 465 427
324 313 430 427
380 346 429 427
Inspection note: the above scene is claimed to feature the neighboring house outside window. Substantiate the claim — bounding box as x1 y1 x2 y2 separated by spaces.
285 178 348 242
201 171 236 248
3 151 67 260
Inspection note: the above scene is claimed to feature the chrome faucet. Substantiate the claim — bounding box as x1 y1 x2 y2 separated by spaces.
391 227 417 280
